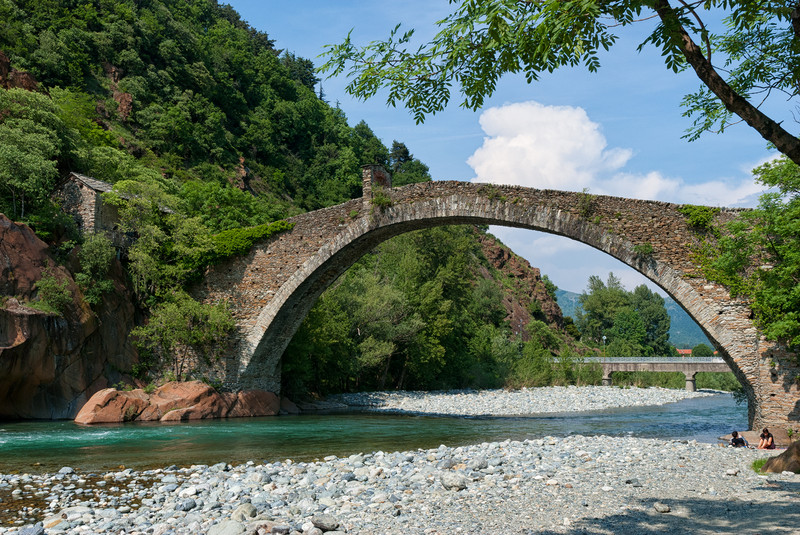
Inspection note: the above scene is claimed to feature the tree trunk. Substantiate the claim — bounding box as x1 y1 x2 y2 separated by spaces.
653 0 800 166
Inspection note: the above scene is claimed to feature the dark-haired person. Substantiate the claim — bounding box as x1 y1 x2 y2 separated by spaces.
758 428 775 449
729 430 748 448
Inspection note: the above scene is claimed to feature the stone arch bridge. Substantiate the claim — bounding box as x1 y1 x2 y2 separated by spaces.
198 167 799 431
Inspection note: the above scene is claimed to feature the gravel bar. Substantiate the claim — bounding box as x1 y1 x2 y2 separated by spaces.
327 385 717 416
2 387 797 535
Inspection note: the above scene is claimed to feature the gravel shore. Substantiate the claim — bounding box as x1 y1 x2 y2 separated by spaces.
2 387 797 535
326 385 717 417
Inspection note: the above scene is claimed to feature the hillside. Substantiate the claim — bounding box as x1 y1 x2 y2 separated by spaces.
556 289 712 349
0 0 582 414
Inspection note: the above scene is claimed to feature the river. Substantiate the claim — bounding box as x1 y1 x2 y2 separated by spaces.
0 393 745 474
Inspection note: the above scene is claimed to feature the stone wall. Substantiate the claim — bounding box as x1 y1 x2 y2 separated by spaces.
54 174 129 248
197 180 799 431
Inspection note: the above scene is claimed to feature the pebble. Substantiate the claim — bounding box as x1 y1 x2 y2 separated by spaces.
0 387 796 534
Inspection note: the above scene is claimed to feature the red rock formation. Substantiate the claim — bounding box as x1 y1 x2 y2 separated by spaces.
0 50 39 91
475 232 564 341
0 214 138 419
74 381 280 424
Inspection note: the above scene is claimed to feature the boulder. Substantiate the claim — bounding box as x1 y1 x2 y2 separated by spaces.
140 381 222 421
280 396 301 414
228 390 280 417
74 381 280 424
762 440 800 474
74 388 149 424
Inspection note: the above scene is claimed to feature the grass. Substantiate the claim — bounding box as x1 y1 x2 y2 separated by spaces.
751 458 768 473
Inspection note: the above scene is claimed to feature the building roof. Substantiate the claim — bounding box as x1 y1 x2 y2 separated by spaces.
68 172 114 193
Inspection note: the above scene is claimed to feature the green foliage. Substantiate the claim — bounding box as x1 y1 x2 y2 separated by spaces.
0 88 65 219
0 0 441 384
678 205 720 231
207 220 294 263
692 343 714 358
578 189 596 219
320 0 800 168
702 157 800 348
32 268 72 315
751 458 768 473
542 275 558 301
633 243 654 257
370 186 393 209
130 291 235 380
75 233 115 306
576 273 672 357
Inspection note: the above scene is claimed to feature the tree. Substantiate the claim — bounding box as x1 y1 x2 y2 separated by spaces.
576 273 630 344
0 88 65 218
321 0 800 165
576 273 674 356
692 343 715 357
131 291 235 381
630 284 672 356
704 156 800 347
75 233 116 306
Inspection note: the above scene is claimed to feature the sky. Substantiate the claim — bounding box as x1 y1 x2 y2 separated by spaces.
228 1 785 294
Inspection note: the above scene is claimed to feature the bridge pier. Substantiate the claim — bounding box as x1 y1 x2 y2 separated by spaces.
685 372 697 392
602 371 613 387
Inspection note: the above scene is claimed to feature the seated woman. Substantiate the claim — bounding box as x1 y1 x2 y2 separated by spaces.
729 430 748 447
758 428 775 449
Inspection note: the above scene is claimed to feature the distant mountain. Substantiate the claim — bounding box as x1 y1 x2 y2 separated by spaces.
555 289 712 349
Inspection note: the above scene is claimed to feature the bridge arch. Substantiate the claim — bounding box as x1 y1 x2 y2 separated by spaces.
199 177 800 430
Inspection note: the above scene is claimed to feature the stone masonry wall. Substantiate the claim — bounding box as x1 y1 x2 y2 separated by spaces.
197 180 799 431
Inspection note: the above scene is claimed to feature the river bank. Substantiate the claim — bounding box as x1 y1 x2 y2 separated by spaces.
2 387 796 534
326 385 717 417
1 434 796 534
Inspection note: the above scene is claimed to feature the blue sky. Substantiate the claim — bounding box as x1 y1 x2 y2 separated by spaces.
228 1 783 294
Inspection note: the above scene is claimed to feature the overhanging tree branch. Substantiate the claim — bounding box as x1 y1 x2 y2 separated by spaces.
654 0 800 166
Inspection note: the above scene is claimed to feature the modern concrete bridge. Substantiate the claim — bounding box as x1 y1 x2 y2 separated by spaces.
198 166 800 430
586 357 731 391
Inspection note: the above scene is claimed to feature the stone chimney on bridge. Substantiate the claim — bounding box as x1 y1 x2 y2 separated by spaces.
362 164 392 209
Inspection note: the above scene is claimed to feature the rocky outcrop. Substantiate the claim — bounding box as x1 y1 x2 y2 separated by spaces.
74 381 280 424
762 440 800 473
476 232 564 341
0 50 38 91
0 214 138 419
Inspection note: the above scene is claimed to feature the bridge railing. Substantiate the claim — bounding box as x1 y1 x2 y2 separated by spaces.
583 356 726 364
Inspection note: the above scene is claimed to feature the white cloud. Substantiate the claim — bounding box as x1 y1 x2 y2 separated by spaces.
472 101 767 293
467 101 632 190
467 100 764 206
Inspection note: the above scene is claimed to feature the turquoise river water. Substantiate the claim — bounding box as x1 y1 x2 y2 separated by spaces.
0 393 746 474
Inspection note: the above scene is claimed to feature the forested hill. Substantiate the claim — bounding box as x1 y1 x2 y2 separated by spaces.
0 0 587 398
0 0 430 229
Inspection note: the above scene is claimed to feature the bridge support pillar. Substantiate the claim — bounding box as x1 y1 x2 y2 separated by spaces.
602 369 613 387
685 372 697 392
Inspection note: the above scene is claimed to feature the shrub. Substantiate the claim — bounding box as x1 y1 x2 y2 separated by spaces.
633 243 654 256
578 188 596 219
370 186 393 209
208 220 294 262
33 269 72 315
678 205 720 231
76 233 116 306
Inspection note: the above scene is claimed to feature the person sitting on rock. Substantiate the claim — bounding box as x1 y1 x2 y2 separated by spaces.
758 428 775 449
729 430 748 448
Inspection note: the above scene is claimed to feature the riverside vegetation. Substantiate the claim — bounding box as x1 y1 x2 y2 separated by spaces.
0 0 738 400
